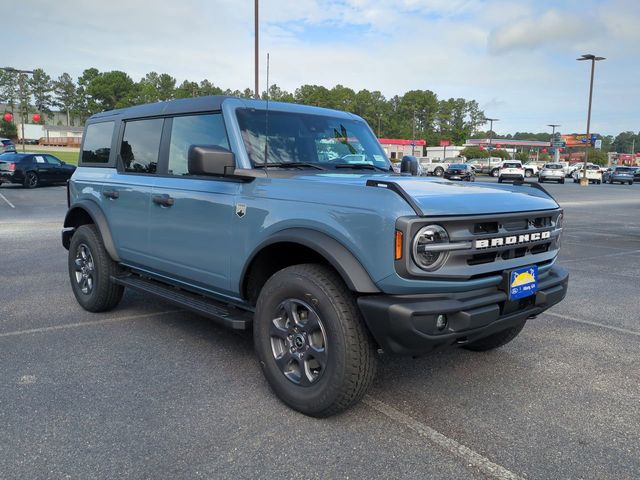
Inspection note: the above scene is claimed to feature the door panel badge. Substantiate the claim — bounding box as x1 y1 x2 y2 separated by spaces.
236 203 247 218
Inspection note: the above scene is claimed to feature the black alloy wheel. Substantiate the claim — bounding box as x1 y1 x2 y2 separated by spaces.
73 244 96 295
24 171 39 188
269 298 328 386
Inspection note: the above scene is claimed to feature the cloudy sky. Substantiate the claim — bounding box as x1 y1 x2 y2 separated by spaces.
8 0 639 135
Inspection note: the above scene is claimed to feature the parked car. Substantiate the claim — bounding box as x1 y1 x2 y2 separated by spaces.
538 163 566 184
417 157 462 176
603 166 635 185
61 96 568 417
571 164 602 184
443 163 475 181
523 162 539 178
497 161 525 183
0 152 76 188
1 138 16 153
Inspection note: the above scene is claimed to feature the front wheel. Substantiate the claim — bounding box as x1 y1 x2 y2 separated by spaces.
560 178 565 184
463 320 526 351
491 169 499 177
68 224 124 312
253 264 377 417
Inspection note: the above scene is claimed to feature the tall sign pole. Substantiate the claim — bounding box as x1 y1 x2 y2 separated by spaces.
577 54 605 186
254 0 259 99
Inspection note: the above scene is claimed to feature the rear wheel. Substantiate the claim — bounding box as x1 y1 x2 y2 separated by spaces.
434 167 444 177
23 171 39 188
463 320 526 351
68 224 124 312
525 170 533 178
253 264 377 417
491 169 499 177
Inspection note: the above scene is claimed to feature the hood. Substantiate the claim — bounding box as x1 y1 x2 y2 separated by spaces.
293 173 559 216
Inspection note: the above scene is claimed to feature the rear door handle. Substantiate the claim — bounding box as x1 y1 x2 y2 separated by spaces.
152 194 174 207
103 190 119 199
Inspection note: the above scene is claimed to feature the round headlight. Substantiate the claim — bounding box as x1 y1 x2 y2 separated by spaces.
413 225 450 270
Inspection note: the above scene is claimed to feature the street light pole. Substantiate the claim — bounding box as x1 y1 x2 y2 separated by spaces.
484 117 499 149
548 123 560 162
254 0 259 99
411 111 416 156
577 54 605 186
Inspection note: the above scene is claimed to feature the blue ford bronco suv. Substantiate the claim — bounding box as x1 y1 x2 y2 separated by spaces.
63 96 568 417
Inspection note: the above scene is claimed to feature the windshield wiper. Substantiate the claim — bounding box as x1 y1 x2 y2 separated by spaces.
258 162 326 170
333 163 391 172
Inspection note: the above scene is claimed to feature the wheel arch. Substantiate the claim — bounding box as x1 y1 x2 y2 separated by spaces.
63 200 120 261
240 228 380 304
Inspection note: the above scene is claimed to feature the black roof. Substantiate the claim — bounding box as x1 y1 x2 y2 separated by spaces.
88 95 234 122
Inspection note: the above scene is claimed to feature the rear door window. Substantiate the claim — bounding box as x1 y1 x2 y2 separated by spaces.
82 121 114 164
167 113 229 176
121 118 164 174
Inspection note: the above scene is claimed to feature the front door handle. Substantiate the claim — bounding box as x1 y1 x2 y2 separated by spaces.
152 194 174 207
103 190 119 199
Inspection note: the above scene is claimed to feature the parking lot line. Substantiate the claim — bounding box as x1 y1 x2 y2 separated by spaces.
0 192 15 208
363 396 525 480
543 311 640 337
0 310 181 339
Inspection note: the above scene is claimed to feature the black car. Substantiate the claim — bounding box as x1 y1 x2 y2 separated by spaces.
634 167 640 182
443 163 475 181
0 152 76 188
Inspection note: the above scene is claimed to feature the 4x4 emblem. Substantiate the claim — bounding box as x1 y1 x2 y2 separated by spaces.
236 203 247 218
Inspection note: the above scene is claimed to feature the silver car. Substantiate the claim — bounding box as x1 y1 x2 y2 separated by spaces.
539 163 566 184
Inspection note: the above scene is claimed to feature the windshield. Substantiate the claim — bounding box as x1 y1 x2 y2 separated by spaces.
236 108 391 171
502 163 521 169
449 164 467 169
615 167 634 172
544 164 563 169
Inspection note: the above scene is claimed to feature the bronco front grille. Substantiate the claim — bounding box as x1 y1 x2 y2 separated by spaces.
396 209 563 280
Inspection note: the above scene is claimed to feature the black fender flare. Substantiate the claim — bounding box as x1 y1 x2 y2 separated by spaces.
63 200 120 262
241 228 380 294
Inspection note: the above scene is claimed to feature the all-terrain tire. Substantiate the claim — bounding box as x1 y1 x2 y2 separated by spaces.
462 320 527 351
68 224 124 312
253 264 377 417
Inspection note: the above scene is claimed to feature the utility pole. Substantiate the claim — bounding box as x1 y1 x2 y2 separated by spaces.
377 114 382 138
577 54 605 186
254 0 259 99
411 111 416 156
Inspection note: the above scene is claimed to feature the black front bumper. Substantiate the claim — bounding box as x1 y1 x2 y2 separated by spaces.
358 265 569 355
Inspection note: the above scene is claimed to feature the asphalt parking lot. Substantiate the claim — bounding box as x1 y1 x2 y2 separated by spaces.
1 178 639 479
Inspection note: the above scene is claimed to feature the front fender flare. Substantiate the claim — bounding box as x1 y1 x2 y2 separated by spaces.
63 200 120 262
242 228 380 294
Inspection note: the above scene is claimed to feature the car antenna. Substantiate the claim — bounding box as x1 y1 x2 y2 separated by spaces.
263 52 270 170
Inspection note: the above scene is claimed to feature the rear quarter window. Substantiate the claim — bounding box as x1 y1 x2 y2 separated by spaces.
81 121 115 164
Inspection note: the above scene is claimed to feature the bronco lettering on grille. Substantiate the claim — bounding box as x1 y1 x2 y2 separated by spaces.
475 231 551 249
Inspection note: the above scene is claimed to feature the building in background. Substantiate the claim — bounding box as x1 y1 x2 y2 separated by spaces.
377 138 426 160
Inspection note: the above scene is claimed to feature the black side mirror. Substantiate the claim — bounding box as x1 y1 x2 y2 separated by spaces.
188 145 235 176
400 155 419 176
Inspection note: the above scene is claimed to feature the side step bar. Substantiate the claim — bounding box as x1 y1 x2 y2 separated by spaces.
111 274 253 330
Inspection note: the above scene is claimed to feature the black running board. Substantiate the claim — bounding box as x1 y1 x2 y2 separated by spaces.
111 274 252 330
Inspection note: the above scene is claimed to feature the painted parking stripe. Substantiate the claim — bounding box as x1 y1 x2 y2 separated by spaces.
543 311 640 337
0 310 181 338
364 396 525 480
0 192 15 208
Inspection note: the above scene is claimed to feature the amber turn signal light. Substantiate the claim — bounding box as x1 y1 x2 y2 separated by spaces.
395 230 403 260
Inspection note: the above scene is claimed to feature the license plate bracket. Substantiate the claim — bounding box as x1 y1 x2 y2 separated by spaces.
507 265 538 300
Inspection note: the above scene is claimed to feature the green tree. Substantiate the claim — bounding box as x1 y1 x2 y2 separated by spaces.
175 80 200 98
262 84 294 102
76 68 101 118
29 68 54 118
53 73 77 125
515 151 529 162
86 70 136 110
586 148 607 165
17 73 32 125
538 152 551 163
0 118 17 138
490 149 511 160
0 69 18 112
199 79 224 97
612 131 638 153
460 146 489 159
